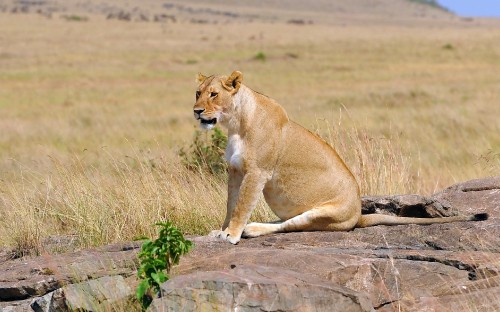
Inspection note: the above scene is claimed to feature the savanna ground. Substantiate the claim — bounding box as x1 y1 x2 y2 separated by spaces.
0 12 499 256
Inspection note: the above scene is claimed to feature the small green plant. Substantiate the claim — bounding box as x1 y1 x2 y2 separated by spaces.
254 51 267 61
442 43 454 50
179 127 228 177
62 15 89 22
136 221 193 310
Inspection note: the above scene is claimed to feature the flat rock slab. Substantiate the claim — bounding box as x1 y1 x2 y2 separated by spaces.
171 176 500 311
174 241 499 311
150 264 374 312
0 241 141 302
31 275 135 312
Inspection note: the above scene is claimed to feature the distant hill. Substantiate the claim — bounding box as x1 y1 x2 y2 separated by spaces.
0 0 456 24
167 0 455 23
408 0 449 11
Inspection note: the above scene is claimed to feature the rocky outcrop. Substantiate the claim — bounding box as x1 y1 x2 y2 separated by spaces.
31 275 134 312
150 265 373 312
0 242 141 311
0 177 498 311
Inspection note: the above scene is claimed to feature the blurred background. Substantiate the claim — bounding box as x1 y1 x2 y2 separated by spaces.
0 0 499 252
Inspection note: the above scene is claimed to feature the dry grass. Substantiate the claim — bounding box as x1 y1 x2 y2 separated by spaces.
0 148 276 255
0 13 499 254
314 115 415 196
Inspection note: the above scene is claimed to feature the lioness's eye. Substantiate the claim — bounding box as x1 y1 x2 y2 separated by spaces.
210 92 218 98
196 91 201 100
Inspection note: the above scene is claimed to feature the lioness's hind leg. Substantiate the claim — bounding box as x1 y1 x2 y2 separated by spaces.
242 222 283 238
243 207 358 238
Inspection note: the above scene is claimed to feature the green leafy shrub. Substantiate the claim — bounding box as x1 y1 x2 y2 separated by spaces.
442 43 454 50
136 222 193 310
179 127 228 177
254 51 267 61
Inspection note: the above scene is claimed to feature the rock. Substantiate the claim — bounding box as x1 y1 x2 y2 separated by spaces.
106 10 132 21
169 177 499 311
106 10 151 22
149 264 373 312
0 241 141 301
153 14 176 23
362 194 455 218
432 176 500 218
0 298 32 312
65 275 132 310
31 275 134 312
172 239 499 310
431 176 500 253
31 290 66 312
360 177 499 219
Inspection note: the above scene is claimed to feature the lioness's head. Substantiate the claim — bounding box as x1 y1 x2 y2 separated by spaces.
193 71 242 130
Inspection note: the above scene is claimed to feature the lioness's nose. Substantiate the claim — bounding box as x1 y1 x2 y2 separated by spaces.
194 109 205 115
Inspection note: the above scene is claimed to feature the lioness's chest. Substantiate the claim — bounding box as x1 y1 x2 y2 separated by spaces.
225 134 244 170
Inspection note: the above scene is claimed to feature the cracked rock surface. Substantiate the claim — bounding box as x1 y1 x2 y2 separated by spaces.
1 177 499 311
150 265 373 312
169 176 499 312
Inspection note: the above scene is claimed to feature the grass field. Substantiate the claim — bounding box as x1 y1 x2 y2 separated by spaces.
0 12 499 254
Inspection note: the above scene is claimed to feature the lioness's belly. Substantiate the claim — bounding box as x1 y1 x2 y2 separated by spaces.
263 181 306 220
263 170 338 221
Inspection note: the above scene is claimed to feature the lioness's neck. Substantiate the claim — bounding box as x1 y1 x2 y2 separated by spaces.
222 85 257 134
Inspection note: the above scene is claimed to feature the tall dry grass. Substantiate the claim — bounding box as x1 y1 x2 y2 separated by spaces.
314 110 415 195
0 118 414 256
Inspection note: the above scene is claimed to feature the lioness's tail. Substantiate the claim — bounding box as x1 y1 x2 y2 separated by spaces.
356 213 488 228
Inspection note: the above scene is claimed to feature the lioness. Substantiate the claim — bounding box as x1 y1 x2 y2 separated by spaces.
193 71 488 244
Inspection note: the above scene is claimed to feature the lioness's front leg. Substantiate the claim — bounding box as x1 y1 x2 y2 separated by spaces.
212 170 266 244
221 167 243 231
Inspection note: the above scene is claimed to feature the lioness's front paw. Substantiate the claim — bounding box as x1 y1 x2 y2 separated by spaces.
208 230 224 238
208 229 241 245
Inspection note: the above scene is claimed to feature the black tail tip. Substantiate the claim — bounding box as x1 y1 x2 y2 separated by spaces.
472 213 489 221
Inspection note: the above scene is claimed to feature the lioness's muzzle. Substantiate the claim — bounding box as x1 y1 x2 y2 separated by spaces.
200 118 217 125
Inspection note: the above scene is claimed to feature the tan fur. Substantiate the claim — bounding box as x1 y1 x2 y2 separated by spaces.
193 71 486 244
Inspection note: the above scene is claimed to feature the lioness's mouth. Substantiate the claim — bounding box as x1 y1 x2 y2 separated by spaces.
200 118 217 125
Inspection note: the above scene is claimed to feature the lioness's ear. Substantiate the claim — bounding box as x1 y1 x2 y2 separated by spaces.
223 71 243 93
197 73 208 84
